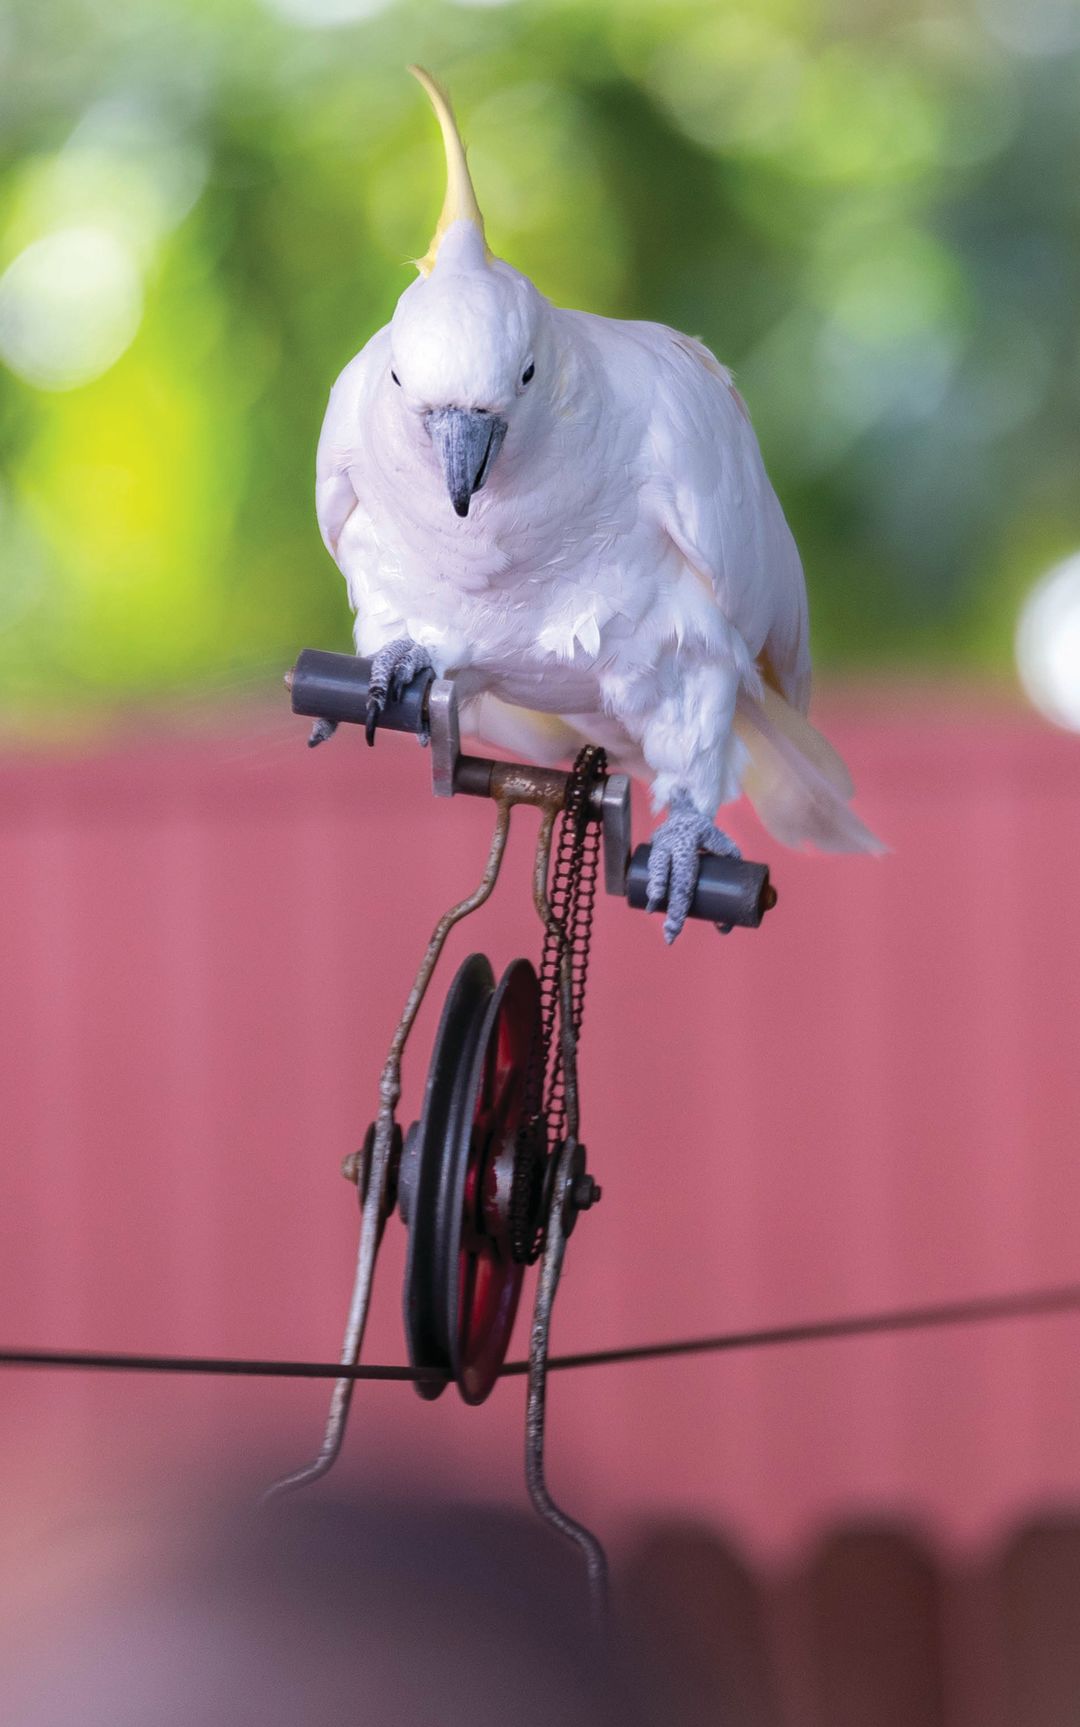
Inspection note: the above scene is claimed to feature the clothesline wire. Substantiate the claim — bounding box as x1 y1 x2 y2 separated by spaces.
3 1280 1079 1386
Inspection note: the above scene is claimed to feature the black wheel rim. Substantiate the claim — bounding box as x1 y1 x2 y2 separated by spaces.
402 954 539 1405
403 954 493 1400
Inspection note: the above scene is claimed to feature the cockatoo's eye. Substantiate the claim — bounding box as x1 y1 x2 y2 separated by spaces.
521 361 535 386
391 369 402 386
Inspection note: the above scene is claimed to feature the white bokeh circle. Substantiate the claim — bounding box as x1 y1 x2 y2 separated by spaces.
1016 552 1080 732
0 226 143 391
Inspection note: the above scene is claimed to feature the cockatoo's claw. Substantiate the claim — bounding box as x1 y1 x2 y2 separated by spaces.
364 694 382 747
646 796 741 943
365 638 435 748
307 717 338 749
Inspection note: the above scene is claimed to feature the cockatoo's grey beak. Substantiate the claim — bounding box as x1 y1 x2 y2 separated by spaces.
425 406 508 518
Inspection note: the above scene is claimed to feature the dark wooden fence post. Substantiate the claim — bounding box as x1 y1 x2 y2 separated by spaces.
1001 1519 1080 1726
620 1521 781 1727
806 1525 946 1727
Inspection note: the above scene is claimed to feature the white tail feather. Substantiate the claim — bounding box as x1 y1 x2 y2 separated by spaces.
734 686 884 854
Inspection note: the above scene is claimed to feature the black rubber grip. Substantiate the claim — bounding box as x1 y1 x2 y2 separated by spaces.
626 844 774 928
288 648 433 735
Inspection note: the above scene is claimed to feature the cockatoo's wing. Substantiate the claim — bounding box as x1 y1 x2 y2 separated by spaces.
632 323 811 712
628 320 880 852
315 329 391 559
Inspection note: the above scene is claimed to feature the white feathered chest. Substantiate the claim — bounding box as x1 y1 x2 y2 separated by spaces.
325 314 762 718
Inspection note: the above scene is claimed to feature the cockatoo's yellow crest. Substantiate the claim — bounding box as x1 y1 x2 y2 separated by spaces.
408 65 490 276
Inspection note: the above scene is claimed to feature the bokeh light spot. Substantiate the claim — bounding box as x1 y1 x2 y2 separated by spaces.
1017 553 1080 732
646 12 804 153
0 227 142 392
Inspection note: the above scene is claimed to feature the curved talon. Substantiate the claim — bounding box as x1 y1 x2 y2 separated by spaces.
365 692 384 747
646 794 741 944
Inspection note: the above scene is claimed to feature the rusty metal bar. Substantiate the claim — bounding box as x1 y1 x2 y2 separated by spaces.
266 799 515 1497
522 796 610 1618
525 1137 610 1621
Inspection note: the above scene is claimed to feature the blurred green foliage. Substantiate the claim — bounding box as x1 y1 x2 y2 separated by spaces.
1 0 1078 723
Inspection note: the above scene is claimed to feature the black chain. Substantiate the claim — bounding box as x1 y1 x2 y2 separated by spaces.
542 747 605 1139
511 746 606 1263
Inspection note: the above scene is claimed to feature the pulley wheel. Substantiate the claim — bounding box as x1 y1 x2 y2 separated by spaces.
402 954 540 1405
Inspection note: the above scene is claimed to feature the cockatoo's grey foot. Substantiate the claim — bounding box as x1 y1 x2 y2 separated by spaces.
646 794 741 944
365 638 434 747
307 717 338 748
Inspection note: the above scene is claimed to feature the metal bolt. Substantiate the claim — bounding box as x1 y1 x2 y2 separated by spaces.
571 1175 601 1212
341 1150 363 1185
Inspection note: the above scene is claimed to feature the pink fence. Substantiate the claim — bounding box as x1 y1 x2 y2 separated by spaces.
2 689 1079 1564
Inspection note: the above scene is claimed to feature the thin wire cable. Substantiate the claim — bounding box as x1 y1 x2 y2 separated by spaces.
5 1280 1080 1384
0 1349 437 1382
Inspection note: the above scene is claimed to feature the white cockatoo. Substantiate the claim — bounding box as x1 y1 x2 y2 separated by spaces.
316 67 880 939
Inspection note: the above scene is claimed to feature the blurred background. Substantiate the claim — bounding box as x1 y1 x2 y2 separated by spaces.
3 0 1080 715
2 0 1080 1720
